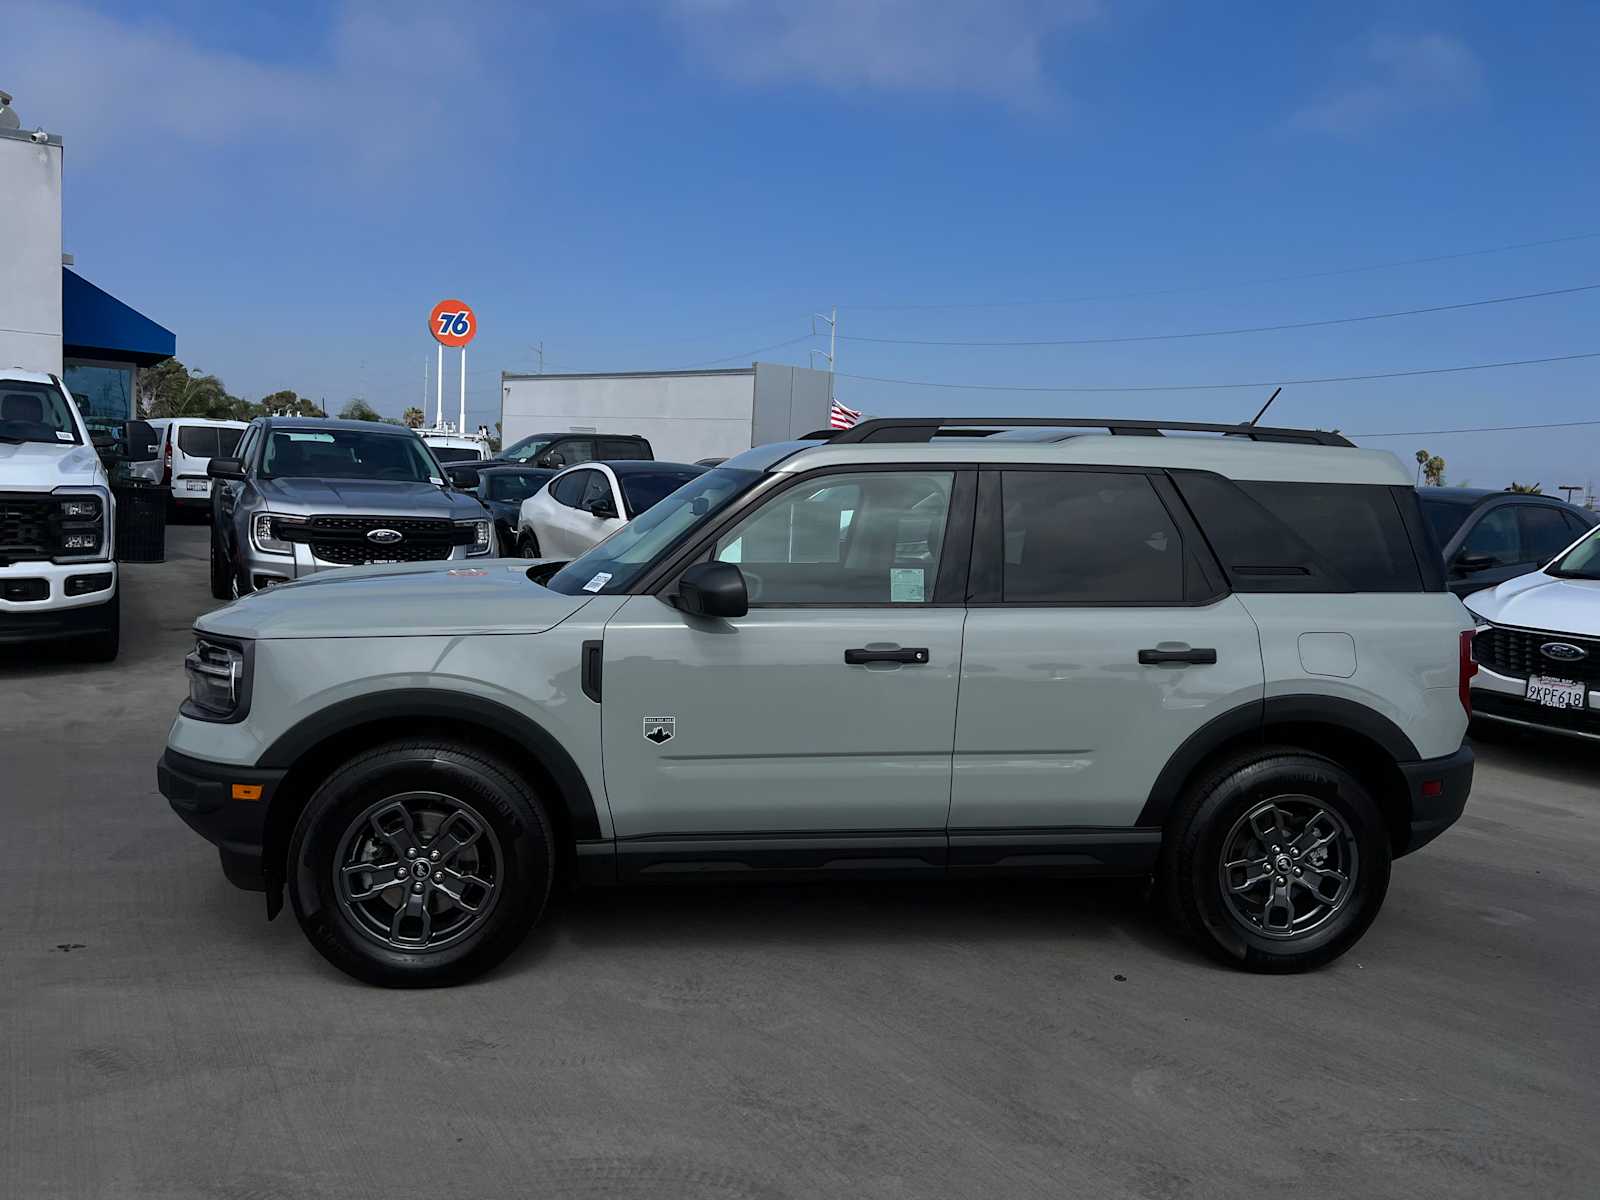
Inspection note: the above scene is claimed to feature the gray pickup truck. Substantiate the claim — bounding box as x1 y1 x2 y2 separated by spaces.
205 416 495 598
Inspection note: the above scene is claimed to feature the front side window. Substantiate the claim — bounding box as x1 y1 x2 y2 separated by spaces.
546 466 760 595
1519 506 1577 563
487 472 542 502
550 470 591 508
261 429 438 482
1459 506 1520 566
502 436 551 463
0 380 81 445
714 471 954 604
580 471 614 510
999 471 1183 604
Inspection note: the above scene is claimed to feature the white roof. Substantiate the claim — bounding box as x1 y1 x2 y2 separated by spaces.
2 368 57 385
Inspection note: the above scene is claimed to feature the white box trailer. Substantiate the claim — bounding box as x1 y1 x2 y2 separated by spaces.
0 121 65 376
499 362 833 464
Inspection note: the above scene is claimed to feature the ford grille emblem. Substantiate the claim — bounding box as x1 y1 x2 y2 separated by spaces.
1539 641 1588 663
366 528 403 545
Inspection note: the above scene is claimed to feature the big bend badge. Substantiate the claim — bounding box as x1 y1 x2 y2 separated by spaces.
643 716 675 746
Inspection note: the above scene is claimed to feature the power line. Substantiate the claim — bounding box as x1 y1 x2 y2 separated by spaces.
838 282 1600 348
841 231 1600 313
668 334 815 370
1351 419 1600 438
833 349 1600 394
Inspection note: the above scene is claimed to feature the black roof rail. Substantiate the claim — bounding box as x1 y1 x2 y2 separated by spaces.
811 416 1353 448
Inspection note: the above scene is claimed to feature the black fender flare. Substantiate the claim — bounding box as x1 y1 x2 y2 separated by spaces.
256 689 602 839
1136 694 1420 828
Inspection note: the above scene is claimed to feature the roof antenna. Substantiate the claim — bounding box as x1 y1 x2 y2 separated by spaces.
1248 386 1282 426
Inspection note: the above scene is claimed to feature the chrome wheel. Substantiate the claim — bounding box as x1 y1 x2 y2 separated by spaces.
1219 795 1358 940
335 792 504 952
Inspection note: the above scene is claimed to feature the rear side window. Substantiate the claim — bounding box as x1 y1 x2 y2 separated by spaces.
1520 505 1577 563
177 427 220 457
216 427 243 457
600 438 648 460
1174 473 1424 592
999 471 1185 604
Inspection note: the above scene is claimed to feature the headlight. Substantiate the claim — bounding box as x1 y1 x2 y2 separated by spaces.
60 497 102 521
251 512 305 555
53 487 110 561
458 518 492 556
182 635 253 722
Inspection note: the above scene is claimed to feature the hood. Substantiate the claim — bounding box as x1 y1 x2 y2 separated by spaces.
257 476 480 518
0 439 105 490
1464 570 1600 636
197 558 593 640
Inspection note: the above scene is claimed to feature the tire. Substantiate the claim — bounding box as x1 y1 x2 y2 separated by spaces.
209 522 231 600
287 739 555 987
517 530 541 559
1161 747 1391 973
78 588 120 662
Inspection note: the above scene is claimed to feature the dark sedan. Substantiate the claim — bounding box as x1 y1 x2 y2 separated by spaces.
1417 487 1599 597
470 465 557 549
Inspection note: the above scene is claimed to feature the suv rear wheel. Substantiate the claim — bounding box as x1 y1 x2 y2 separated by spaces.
1162 748 1391 973
287 739 554 986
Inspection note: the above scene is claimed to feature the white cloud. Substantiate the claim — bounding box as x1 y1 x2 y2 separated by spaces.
1292 32 1484 136
664 0 1099 107
0 1 526 177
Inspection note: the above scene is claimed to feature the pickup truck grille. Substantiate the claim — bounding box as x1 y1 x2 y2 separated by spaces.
0 495 56 562
1473 624 1600 686
281 514 466 566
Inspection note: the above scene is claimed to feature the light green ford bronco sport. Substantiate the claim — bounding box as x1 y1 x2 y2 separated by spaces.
159 417 1476 986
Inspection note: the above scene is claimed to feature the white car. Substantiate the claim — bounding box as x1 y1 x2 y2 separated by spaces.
1466 522 1600 741
515 460 705 559
139 417 247 510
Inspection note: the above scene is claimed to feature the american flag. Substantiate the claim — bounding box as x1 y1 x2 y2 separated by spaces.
829 400 863 430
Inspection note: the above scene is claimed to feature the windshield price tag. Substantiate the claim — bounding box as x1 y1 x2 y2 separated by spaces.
583 572 612 593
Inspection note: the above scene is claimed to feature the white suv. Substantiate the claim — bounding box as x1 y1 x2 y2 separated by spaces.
160 416 1476 986
1 369 156 659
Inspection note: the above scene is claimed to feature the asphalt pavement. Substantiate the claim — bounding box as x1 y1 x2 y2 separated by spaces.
2 524 1596 1199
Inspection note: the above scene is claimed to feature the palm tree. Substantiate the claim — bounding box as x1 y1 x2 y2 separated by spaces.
149 371 228 419
1506 481 1543 494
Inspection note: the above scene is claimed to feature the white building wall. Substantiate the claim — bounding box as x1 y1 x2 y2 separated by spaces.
500 370 757 463
0 129 64 375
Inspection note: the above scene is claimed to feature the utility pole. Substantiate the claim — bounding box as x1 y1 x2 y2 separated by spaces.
535 341 544 374
810 306 837 396
1558 484 1584 504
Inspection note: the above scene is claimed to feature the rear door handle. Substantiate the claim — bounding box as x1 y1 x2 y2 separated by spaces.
844 647 930 665
1138 647 1217 665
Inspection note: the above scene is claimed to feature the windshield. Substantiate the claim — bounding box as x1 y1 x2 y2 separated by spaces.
485 472 549 502
262 428 440 482
502 436 551 463
0 381 81 446
1548 526 1600 579
546 466 760 595
621 467 706 516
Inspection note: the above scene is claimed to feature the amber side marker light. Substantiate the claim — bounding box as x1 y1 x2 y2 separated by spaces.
231 784 264 801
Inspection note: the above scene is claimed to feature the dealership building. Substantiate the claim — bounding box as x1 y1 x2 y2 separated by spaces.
1 91 175 418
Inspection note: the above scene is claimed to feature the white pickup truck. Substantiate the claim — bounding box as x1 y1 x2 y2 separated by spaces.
0 369 157 660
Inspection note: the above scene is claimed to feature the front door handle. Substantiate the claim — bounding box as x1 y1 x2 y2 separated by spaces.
844 647 930 665
1138 646 1217 666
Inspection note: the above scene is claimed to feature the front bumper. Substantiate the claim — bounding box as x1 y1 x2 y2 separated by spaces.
1471 665 1600 742
158 748 284 891
0 561 117 643
1396 746 1474 856
238 539 495 590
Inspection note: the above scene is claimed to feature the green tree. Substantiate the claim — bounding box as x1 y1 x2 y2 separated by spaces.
1414 449 1445 487
402 406 425 428
339 398 384 422
137 359 190 418
1506 481 1543 493
148 369 230 419
259 390 324 418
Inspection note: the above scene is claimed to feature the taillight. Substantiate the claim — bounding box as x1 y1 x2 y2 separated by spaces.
1459 629 1478 715
162 438 172 486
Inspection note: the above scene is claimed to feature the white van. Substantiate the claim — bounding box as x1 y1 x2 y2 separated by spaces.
0 369 157 659
418 428 490 467
141 417 248 510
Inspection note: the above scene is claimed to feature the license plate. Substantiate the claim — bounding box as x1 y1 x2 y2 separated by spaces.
367 558 398 565
1526 675 1587 709
183 481 209 493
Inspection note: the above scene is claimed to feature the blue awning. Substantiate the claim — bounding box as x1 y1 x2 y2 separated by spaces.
62 268 176 368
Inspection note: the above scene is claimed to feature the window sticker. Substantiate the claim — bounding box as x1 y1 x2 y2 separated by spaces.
890 567 925 603
56 431 75 442
582 572 613 593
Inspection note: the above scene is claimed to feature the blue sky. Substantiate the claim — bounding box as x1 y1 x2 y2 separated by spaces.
7 0 1600 489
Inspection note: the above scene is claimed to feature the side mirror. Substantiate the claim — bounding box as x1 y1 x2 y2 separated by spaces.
586 496 618 520
91 431 116 451
677 560 747 619
207 457 245 481
123 419 159 463
1454 551 1496 574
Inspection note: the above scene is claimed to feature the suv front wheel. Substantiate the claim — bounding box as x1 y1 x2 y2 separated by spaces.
287 739 554 986
1163 749 1391 973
